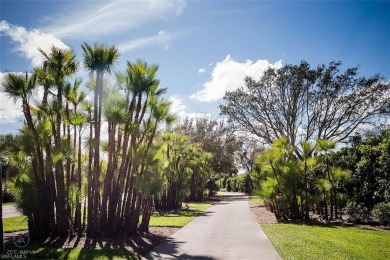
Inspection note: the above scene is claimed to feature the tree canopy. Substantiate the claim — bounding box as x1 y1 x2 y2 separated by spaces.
220 61 390 157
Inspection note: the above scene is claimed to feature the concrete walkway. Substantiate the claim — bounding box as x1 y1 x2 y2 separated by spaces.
145 192 280 260
2 204 22 218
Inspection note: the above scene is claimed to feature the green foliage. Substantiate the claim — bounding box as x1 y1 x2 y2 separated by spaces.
262 223 390 260
221 60 389 151
174 116 242 175
225 174 254 194
206 178 219 196
345 202 371 223
332 130 390 216
253 136 351 220
372 202 390 226
2 190 15 203
155 133 213 210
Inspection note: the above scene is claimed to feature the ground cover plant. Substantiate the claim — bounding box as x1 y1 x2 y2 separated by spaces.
261 223 390 260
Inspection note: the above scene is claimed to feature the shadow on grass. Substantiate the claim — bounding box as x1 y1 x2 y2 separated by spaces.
4 230 166 259
26 246 139 260
145 237 216 260
152 209 210 218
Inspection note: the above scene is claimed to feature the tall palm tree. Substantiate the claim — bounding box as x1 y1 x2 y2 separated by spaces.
1 73 53 238
82 42 119 236
39 46 78 237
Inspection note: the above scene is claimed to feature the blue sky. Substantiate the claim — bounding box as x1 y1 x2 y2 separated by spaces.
1 0 389 134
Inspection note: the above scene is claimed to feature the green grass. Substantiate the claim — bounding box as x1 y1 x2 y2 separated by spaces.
2 202 15 206
3 215 28 232
248 195 263 205
3 202 212 231
3 247 140 260
149 202 212 227
261 223 390 260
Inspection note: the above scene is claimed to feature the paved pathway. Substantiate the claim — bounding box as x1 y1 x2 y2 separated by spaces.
145 192 280 260
2 204 22 218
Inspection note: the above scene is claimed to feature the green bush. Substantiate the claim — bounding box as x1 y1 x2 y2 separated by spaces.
372 202 390 226
345 202 371 223
206 179 219 196
2 190 15 203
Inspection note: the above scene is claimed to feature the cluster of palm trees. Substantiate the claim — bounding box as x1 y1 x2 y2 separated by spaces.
2 43 213 240
256 137 349 221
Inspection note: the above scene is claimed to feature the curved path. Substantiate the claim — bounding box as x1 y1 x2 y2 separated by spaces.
145 192 280 259
2 204 22 218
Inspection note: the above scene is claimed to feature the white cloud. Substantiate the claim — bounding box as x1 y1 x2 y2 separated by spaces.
0 21 69 67
190 55 282 102
41 0 187 40
0 72 23 123
0 92 23 124
198 68 205 74
168 95 187 119
167 95 212 121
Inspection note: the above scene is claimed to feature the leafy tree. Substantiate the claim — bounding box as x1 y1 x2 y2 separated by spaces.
332 130 390 211
155 133 213 210
221 61 390 158
174 116 242 175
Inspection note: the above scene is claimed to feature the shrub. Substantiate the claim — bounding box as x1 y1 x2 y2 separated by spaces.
2 190 15 203
345 202 371 223
372 202 390 226
226 179 232 192
206 179 219 197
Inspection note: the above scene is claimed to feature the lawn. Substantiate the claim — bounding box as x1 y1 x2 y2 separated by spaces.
149 202 212 227
2 202 15 206
3 215 28 232
261 223 390 260
248 195 263 205
2 202 212 259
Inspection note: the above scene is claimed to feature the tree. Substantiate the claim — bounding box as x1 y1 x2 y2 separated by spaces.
332 130 390 211
174 116 242 175
81 42 119 236
256 137 303 219
220 61 390 158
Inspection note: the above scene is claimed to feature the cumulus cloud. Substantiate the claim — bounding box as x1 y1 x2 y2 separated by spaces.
0 21 69 67
168 95 211 120
198 68 205 74
41 0 186 40
168 95 187 119
190 55 282 102
0 93 23 124
0 72 23 123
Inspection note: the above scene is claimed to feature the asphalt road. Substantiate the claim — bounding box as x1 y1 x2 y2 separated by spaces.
145 192 280 260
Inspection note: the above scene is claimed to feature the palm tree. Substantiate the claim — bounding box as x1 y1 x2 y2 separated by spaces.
316 139 338 220
39 46 78 237
1 73 52 238
301 141 316 219
82 42 119 236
